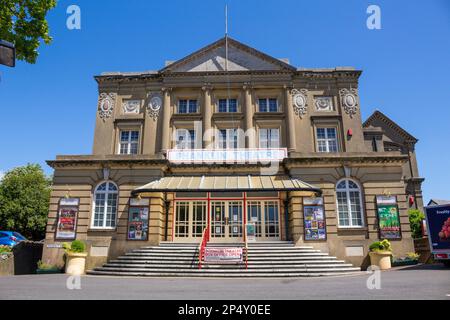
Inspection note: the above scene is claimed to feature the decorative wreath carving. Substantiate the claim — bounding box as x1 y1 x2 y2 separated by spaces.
147 92 163 120
98 93 116 121
339 88 358 118
291 89 308 118
122 100 141 114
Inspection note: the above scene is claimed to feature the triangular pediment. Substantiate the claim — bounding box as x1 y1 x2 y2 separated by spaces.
161 37 295 73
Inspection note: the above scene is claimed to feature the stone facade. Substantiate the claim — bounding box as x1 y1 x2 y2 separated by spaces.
42 37 424 269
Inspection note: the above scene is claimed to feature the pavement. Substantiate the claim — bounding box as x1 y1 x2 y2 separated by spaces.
0 264 449 300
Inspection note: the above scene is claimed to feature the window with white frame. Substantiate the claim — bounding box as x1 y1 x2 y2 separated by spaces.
217 128 238 149
119 130 139 155
258 98 278 112
259 128 280 148
92 181 118 229
218 99 238 113
336 179 364 227
316 127 338 153
175 129 196 150
178 99 198 114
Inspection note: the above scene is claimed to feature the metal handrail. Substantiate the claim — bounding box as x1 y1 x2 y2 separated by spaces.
244 224 249 270
198 227 209 269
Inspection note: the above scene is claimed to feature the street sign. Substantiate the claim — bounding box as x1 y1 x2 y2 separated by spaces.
0 40 15 67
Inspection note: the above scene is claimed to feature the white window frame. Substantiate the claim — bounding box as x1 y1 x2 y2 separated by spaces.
177 99 198 114
258 98 278 112
118 130 140 155
91 181 119 230
217 128 239 149
259 128 280 149
175 129 196 150
316 127 339 153
217 98 238 113
336 179 365 228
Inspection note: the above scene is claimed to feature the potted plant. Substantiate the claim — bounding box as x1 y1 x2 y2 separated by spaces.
369 239 393 270
36 260 63 274
63 240 88 275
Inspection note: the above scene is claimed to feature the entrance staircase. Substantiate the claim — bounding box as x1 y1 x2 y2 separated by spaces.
87 242 362 277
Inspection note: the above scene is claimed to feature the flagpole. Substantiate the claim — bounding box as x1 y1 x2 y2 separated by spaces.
225 4 228 72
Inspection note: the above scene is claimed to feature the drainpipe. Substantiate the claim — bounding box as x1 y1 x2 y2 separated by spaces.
406 143 418 210
164 193 170 241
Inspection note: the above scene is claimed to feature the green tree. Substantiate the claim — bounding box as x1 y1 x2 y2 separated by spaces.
0 164 51 240
408 209 425 239
0 0 57 64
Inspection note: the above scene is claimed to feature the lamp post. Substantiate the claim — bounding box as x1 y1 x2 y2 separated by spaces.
0 40 15 67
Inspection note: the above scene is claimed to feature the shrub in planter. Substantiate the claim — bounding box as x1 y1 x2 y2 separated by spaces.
36 260 62 274
63 240 88 276
369 239 393 270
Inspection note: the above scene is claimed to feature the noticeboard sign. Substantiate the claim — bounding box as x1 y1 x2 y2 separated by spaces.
246 223 256 242
55 198 79 240
127 200 150 241
376 195 402 240
303 197 327 241
204 247 243 263
425 205 450 253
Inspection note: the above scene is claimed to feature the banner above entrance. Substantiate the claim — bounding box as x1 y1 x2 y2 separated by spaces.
132 175 322 196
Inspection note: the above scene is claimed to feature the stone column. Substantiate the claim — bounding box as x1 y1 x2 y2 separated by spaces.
244 85 256 148
202 86 213 149
161 88 172 153
285 86 296 152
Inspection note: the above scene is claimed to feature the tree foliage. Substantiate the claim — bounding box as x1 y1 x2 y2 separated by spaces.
0 0 57 64
408 209 425 239
0 164 51 240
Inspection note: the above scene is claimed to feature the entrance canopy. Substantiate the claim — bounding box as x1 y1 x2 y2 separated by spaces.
132 176 322 197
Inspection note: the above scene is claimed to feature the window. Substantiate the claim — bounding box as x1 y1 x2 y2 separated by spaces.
316 127 338 153
218 99 238 113
258 98 278 112
336 179 364 227
175 129 196 150
259 128 280 148
178 100 198 114
119 130 139 155
217 129 238 149
92 181 118 229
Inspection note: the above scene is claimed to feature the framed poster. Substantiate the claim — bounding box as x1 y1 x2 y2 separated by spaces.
127 199 150 241
303 197 327 241
376 195 402 240
246 223 256 242
55 198 79 240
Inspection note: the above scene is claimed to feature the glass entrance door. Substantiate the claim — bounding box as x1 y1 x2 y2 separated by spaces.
210 201 243 242
247 200 280 240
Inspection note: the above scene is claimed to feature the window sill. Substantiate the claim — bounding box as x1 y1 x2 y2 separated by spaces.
88 228 117 232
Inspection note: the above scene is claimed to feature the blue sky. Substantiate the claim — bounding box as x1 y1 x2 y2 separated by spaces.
0 0 449 203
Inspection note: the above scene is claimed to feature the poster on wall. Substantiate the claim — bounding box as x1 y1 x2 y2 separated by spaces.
127 200 149 241
55 198 79 240
376 195 402 240
246 223 256 242
303 197 327 241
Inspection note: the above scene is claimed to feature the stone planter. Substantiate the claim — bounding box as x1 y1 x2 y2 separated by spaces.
65 252 88 275
369 251 392 270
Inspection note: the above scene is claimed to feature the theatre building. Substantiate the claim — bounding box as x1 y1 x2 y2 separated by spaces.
43 37 424 275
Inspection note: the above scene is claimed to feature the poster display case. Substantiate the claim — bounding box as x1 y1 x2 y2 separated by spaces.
303 197 327 241
376 195 402 240
55 198 79 240
127 198 150 241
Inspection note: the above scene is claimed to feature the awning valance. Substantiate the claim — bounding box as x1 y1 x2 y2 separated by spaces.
132 176 322 196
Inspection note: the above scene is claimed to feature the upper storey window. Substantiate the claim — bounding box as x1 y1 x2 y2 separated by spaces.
218 99 238 113
259 128 280 148
217 129 238 149
178 100 198 114
175 129 196 150
119 130 139 155
316 128 338 153
258 98 278 112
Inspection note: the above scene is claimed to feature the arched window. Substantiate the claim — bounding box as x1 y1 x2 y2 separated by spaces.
336 179 364 227
92 181 118 229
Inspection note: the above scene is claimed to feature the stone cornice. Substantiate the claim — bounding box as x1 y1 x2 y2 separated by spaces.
47 155 168 169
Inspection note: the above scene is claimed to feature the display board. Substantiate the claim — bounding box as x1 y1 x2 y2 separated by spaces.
376 195 402 240
303 197 327 241
127 199 150 241
55 198 79 240
425 204 450 253
204 248 243 263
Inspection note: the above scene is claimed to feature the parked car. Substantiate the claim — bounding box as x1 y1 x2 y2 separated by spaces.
0 231 27 247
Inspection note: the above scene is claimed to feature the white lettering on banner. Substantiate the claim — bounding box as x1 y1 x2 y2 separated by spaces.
204 248 243 263
168 148 287 163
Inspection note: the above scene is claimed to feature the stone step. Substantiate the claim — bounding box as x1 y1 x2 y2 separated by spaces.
93 266 361 274
109 259 345 265
87 270 363 278
102 263 356 270
131 249 320 254
116 255 338 262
